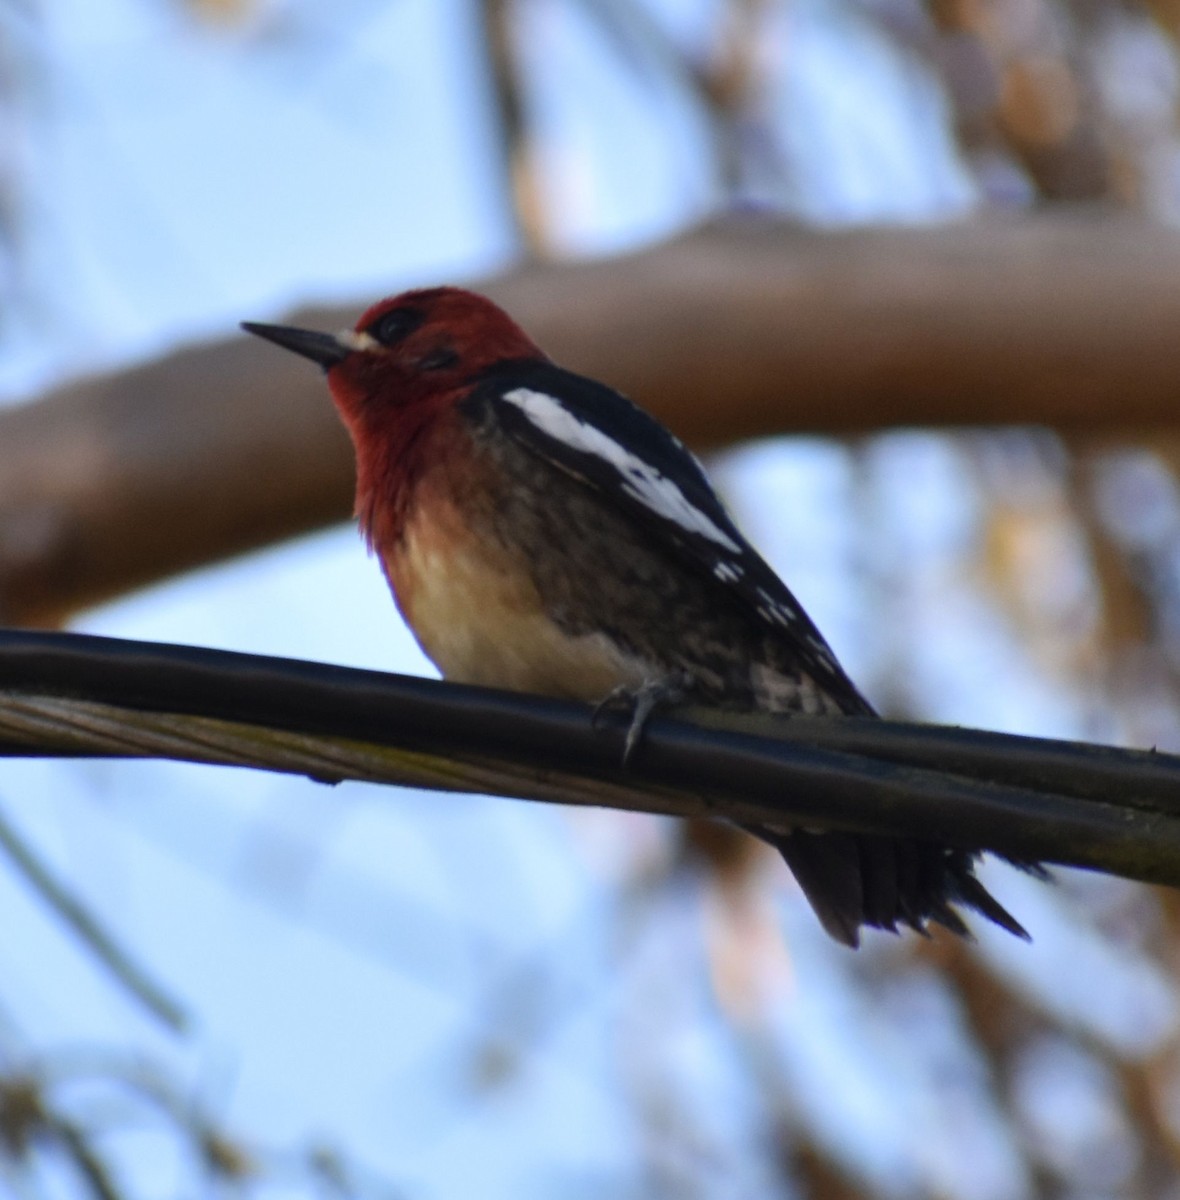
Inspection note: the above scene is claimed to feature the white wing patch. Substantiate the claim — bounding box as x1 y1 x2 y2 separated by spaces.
756 587 795 628
754 587 838 670
502 387 742 553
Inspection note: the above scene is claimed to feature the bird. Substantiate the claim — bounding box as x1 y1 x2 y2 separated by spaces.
242 286 1028 947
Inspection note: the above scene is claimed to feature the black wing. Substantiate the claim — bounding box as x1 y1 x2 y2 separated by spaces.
467 360 873 715
467 362 1041 949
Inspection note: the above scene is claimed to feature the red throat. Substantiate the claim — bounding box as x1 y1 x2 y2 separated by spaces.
332 289 544 415
329 379 460 555
324 287 544 554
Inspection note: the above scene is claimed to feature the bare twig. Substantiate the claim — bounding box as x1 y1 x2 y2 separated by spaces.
49 1118 123 1200
477 0 549 255
572 0 741 188
0 1046 406 1199
0 802 187 1033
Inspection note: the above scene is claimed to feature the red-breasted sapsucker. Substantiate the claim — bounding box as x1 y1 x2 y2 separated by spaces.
243 287 1027 947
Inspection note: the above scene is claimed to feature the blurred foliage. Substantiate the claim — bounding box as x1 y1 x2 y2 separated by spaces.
0 1040 407 1198
7 0 1180 1197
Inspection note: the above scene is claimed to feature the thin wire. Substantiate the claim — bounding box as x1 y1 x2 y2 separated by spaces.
2 629 1180 885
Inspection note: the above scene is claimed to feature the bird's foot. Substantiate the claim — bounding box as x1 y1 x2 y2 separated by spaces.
592 673 693 765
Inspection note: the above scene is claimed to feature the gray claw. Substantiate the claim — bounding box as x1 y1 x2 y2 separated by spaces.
594 674 693 765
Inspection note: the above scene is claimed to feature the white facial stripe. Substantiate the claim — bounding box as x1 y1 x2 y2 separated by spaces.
502 387 742 553
337 330 381 352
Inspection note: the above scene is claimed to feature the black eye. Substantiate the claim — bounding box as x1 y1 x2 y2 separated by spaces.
367 306 423 347
418 346 459 372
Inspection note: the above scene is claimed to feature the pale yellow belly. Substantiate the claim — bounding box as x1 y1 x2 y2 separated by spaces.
385 519 650 703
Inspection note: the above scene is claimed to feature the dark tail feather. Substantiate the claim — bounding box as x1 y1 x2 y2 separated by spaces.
754 827 1032 948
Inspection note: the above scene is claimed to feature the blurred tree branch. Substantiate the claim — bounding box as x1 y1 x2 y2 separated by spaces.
5 212 1180 627
477 0 550 255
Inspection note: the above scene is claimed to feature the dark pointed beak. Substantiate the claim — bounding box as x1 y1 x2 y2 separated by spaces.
241 321 353 369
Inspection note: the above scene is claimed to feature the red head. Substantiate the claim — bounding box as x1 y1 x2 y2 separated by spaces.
330 287 545 428
244 286 545 432
242 287 547 543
